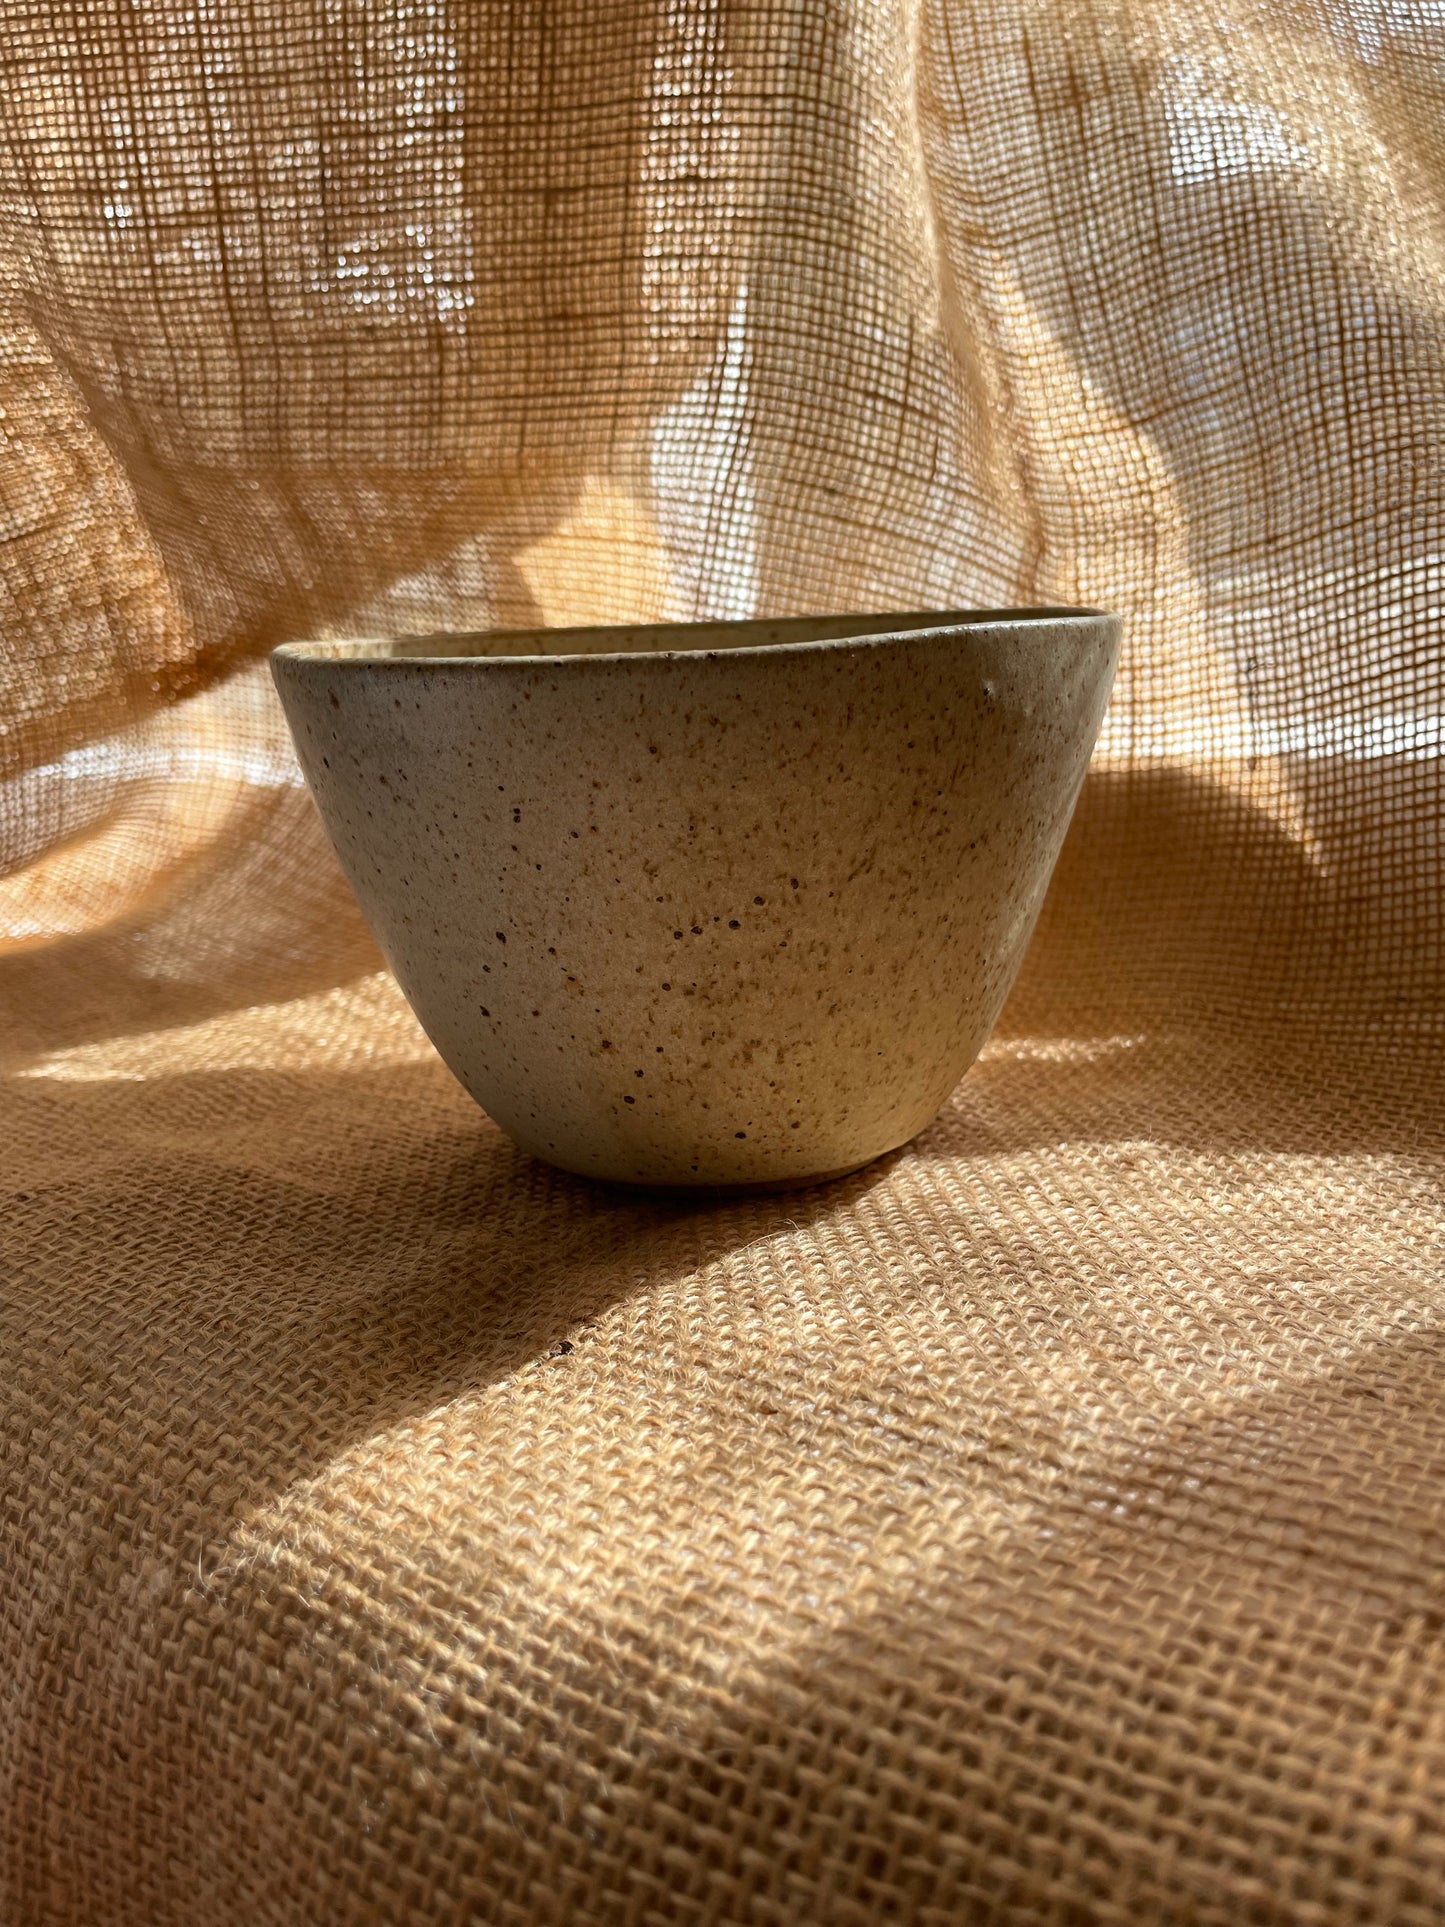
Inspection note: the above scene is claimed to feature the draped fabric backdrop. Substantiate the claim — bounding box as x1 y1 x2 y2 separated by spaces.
2 1 1442 1920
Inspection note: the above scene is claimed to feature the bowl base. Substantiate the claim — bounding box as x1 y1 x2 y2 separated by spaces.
552 1149 900 1199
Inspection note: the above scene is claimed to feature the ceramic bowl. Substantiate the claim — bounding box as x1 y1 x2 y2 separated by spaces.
272 609 1119 1188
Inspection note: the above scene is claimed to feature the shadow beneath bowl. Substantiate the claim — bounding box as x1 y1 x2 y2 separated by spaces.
4 1056 909 1542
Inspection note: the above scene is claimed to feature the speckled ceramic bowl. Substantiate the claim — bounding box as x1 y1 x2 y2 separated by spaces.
272 609 1119 1189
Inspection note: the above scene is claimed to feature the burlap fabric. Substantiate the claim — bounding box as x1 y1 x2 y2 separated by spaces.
2 1 1442 1920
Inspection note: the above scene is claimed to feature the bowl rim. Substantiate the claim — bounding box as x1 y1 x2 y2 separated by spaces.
271 605 1118 672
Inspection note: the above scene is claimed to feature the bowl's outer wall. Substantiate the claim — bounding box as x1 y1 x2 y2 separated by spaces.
273 620 1119 1185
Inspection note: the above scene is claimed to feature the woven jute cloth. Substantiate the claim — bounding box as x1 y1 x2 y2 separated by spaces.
2 1 1442 1921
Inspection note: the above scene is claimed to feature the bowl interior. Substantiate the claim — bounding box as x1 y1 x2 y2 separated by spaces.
273 607 1112 667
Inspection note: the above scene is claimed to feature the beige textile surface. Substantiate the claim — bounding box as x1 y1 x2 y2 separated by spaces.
2 0 1443 1920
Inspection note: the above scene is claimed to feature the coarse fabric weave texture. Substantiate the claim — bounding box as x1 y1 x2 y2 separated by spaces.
1 1 1442 1922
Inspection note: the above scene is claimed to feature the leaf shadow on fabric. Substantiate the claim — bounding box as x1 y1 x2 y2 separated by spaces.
4 1040 1440 1922
535 1316 1445 1927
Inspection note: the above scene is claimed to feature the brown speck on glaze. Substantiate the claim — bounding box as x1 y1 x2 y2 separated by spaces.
271 607 1119 1188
